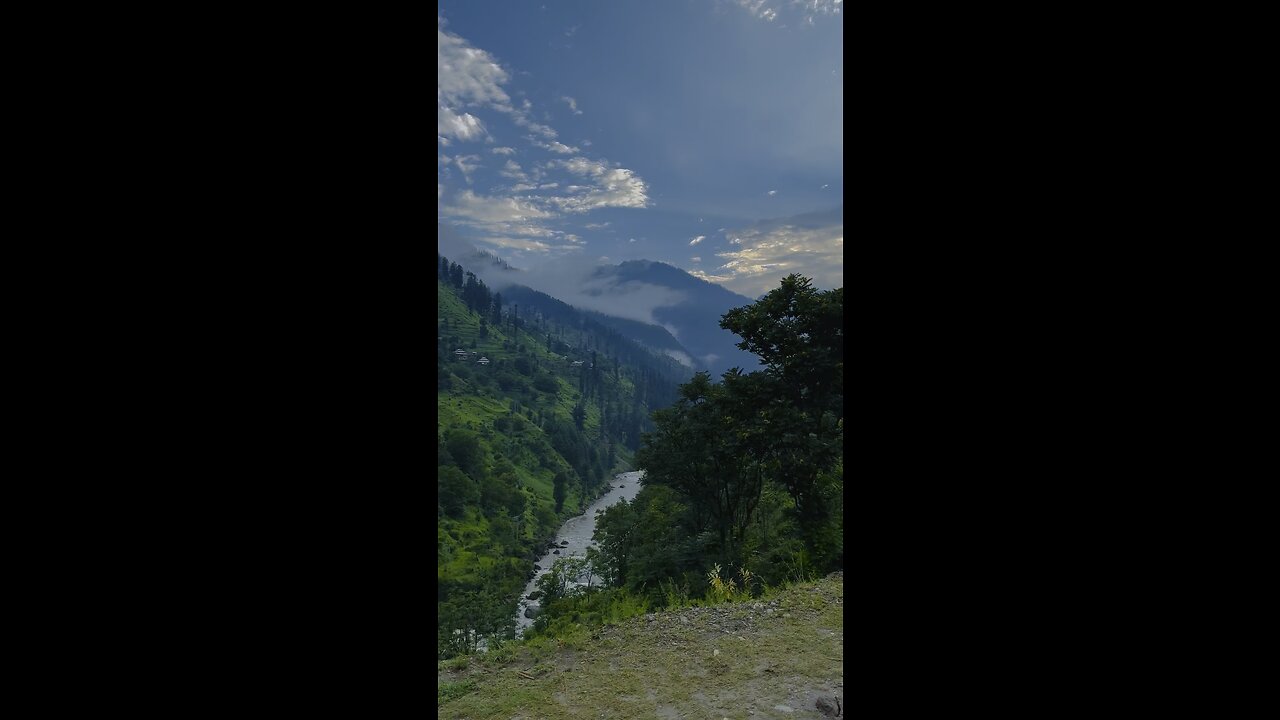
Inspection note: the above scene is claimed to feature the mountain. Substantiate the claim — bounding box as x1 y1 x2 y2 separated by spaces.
496 284 694 386
582 311 698 372
592 261 762 377
437 224 760 377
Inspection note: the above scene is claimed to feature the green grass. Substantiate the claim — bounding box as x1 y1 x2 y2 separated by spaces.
437 573 844 719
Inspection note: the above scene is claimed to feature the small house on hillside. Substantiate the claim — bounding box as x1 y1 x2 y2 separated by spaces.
453 348 468 360
477 357 490 365
571 360 584 367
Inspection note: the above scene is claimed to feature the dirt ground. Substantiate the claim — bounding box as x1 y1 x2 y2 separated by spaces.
439 573 844 719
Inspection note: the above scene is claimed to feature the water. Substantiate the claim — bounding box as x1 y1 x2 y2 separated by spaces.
513 470 644 633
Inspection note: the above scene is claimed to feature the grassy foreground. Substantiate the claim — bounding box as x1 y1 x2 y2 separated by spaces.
438 573 844 719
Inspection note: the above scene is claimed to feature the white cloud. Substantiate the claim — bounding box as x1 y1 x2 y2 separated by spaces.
519 120 558 139
453 155 481 183
585 222 611 229
691 256 702 263
734 0 779 21
438 106 487 141
699 214 842 297
767 190 777 196
437 15 654 260
440 189 554 226
662 349 695 369
481 255 688 326
689 235 705 245
474 235 557 253
821 183 829 188
629 238 637 242
731 0 840 24
689 268 736 284
438 20 511 142
534 139 579 154
581 139 592 147
543 157 649 213
499 159 528 181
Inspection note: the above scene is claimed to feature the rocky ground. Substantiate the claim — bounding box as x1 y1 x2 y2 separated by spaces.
439 572 844 719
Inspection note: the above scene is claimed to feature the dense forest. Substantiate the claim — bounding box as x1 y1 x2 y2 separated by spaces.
524 275 844 640
437 255 687 658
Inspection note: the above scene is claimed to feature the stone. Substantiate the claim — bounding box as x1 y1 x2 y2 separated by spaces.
553 549 560 554
527 591 543 600
774 706 794 713
524 606 540 619
534 565 542 571
816 696 842 717
560 540 569 546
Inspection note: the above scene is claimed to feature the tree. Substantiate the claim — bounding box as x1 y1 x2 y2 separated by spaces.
536 556 590 606
446 430 485 482
719 275 843 419
718 275 843 551
438 466 477 518
553 471 569 512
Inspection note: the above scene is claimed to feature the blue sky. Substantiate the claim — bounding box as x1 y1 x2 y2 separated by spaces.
438 0 842 298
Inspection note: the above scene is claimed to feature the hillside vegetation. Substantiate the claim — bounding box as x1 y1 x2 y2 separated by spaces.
437 255 686 658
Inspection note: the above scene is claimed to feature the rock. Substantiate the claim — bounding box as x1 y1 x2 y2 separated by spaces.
560 540 569 546
553 549 560 554
816 696 842 717
534 564 542 571
527 591 543 600
774 706 794 713
524 606 540 619
679 615 689 625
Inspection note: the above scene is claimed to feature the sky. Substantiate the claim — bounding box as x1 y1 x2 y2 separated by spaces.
438 0 842 299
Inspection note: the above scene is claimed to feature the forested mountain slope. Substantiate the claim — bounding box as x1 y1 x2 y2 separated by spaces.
437 255 685 658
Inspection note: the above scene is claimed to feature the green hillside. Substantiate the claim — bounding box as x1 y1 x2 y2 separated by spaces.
437 255 682 659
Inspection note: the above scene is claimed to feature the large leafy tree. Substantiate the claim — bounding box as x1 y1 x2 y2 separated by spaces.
720 275 843 419
618 273 844 588
719 275 843 545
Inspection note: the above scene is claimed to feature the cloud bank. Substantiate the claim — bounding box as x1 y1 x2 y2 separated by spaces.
688 206 843 298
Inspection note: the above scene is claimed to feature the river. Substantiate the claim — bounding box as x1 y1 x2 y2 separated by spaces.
513 470 644 634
